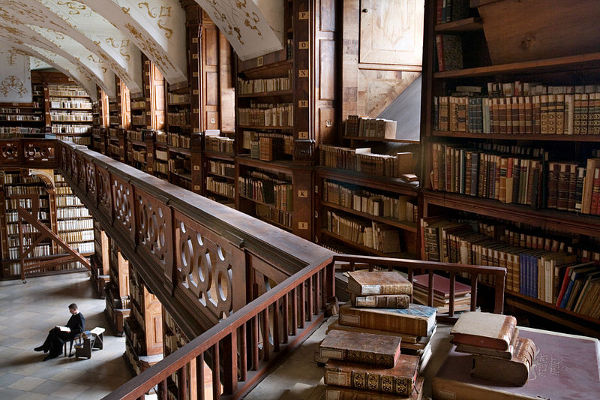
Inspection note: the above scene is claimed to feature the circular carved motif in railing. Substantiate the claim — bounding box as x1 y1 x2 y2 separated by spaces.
113 180 132 228
24 144 54 161
97 171 111 211
137 197 168 264
0 143 18 160
86 162 96 195
61 147 67 170
178 221 233 319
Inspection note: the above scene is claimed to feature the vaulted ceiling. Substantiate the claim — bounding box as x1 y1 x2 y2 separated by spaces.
0 0 284 99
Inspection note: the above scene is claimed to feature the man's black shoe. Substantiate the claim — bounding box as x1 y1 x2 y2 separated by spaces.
43 353 59 361
34 346 44 352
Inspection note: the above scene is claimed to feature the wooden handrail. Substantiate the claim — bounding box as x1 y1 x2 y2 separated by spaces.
333 254 507 316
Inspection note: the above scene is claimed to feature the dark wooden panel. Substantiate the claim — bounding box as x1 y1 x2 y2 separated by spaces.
318 107 336 145
319 39 336 101
205 26 219 66
320 0 336 32
206 71 219 106
206 111 219 130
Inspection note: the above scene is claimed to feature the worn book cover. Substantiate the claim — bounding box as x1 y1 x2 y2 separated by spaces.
455 328 519 359
339 304 436 337
347 270 412 296
326 321 436 350
352 294 410 309
325 376 423 400
324 355 420 396
319 329 402 368
451 311 517 350
412 273 471 298
433 328 600 400
471 337 537 386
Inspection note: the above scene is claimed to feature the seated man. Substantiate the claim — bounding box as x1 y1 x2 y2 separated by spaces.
34 303 85 360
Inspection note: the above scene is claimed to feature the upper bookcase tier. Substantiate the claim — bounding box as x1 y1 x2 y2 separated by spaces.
238 59 293 80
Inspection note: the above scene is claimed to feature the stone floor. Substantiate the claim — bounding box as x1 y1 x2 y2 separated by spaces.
0 272 131 399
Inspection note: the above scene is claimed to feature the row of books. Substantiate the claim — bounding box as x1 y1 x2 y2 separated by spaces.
56 207 90 219
155 131 168 144
108 144 121 157
6 222 47 235
109 115 121 126
320 145 415 178
49 99 92 109
325 210 403 254
155 149 168 161
430 143 600 214
127 130 144 142
168 132 190 148
8 244 51 260
0 106 42 113
238 103 294 127
436 0 470 23
248 133 294 161
130 149 146 163
205 135 234 155
237 73 292 95
167 111 189 127
50 112 93 122
208 160 235 178
5 198 49 210
322 180 417 222
5 210 49 223
154 160 169 175
422 218 600 317
61 136 91 145
238 172 293 211
435 34 462 72
167 93 190 105
48 86 88 97
51 124 91 134
0 114 42 121
255 204 293 229
0 127 42 135
206 177 235 199
344 115 397 139
131 100 146 110
3 173 42 184
59 229 94 243
434 93 600 135
132 115 146 126
7 235 47 248
55 195 83 206
57 218 93 232
70 241 94 254
3 186 46 196
168 157 191 177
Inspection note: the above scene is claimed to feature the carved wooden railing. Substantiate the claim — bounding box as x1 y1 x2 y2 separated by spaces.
333 254 507 318
0 138 58 169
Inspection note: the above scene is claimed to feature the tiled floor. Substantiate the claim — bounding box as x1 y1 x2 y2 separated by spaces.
0 272 132 399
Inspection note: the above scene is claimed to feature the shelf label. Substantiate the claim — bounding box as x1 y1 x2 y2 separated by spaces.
298 222 309 230
298 100 309 108
257 56 264 67
193 165 200 171
298 190 308 198
192 37 199 44
298 131 309 139
193 90 199 95
298 41 309 50
194 185 201 191
193 108 199 114
299 11 309 20
192 72 199 78
298 69 309 78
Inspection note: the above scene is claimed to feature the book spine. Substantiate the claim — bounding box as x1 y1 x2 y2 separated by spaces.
339 307 429 337
352 294 410 309
324 367 414 397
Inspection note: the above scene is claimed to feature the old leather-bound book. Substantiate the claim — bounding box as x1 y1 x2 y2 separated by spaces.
324 355 420 396
325 376 424 400
471 337 537 386
319 329 402 368
455 328 520 359
347 270 412 296
339 304 436 337
451 311 517 350
352 294 410 308
327 321 436 350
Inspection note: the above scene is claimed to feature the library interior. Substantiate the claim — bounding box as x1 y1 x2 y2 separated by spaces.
0 1 599 399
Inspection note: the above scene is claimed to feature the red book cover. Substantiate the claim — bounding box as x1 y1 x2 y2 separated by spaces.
433 328 600 400
412 273 471 299
436 34 444 72
591 167 600 215
555 265 573 307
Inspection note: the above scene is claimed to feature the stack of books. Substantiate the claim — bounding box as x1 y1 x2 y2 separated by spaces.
328 271 437 370
412 273 472 313
451 312 536 386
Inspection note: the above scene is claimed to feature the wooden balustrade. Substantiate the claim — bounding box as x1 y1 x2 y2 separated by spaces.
0 138 58 169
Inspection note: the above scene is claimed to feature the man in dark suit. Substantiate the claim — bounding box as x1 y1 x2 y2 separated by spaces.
34 303 85 360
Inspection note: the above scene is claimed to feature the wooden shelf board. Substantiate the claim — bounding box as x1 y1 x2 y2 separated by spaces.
434 51 600 78
204 152 234 162
320 201 418 232
167 146 191 156
319 229 413 259
205 189 234 200
423 190 600 237
170 171 192 181
239 59 293 79
435 17 483 33
236 155 300 173
239 194 293 214
316 167 419 195
237 125 293 131
431 130 600 141
343 136 419 144
128 139 147 147
206 171 235 181
238 90 294 98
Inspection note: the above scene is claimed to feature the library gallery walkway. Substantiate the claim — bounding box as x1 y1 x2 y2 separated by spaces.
0 272 131 399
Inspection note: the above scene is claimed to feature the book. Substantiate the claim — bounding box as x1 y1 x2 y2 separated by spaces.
55 325 71 332
325 376 424 400
339 304 436 337
351 294 410 309
319 329 402 368
451 312 517 351
471 337 537 386
326 321 435 349
433 328 600 400
454 326 518 359
347 270 412 296
324 355 420 396
412 273 471 298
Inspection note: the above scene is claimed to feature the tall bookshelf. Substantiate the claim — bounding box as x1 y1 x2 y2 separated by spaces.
48 84 93 146
0 83 45 139
90 219 110 297
105 242 131 336
420 0 600 336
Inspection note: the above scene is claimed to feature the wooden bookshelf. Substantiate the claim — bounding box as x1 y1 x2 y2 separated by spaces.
48 83 93 146
105 242 131 336
421 0 600 334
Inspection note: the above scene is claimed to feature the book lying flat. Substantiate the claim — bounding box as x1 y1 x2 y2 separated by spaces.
326 321 435 349
319 329 402 368
471 337 537 386
352 294 410 308
455 328 520 359
55 325 71 332
339 304 437 337
412 273 471 298
325 355 420 396
433 328 600 400
451 311 517 351
325 376 424 400
347 270 412 296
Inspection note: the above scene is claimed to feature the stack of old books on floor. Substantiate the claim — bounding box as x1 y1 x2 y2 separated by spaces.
320 270 438 399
